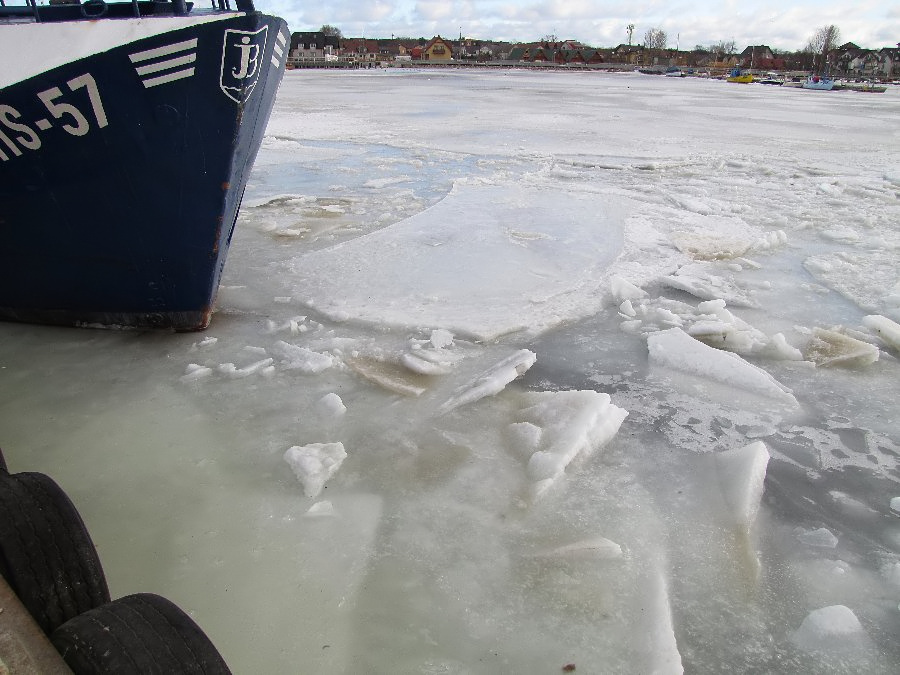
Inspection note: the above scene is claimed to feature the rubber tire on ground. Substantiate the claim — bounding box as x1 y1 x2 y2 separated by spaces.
51 593 232 674
0 471 110 634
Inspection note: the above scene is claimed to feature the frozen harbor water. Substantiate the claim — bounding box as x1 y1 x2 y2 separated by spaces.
1 69 900 673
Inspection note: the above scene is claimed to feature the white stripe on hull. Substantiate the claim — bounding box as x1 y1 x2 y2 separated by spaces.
128 37 198 63
134 53 197 77
143 67 195 88
270 29 288 68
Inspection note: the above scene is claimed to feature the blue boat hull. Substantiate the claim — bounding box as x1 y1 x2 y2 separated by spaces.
0 12 288 330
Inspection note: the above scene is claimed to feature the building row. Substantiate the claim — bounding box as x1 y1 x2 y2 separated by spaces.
288 33 900 79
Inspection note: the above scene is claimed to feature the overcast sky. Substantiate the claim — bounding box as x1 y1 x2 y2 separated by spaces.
256 0 898 51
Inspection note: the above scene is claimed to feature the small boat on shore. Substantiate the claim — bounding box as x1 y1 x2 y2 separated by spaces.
802 74 835 91
835 81 887 93
756 72 784 85
726 67 753 84
0 0 288 331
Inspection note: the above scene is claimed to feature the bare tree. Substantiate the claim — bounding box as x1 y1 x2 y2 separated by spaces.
804 25 840 54
319 25 342 38
713 39 736 55
643 28 667 50
804 25 840 73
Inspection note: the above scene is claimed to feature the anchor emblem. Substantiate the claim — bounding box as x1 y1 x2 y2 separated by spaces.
220 27 268 103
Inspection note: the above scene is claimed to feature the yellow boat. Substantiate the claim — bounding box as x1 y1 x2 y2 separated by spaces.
726 67 753 83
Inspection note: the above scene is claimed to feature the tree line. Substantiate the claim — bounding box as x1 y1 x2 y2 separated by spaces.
318 23 847 57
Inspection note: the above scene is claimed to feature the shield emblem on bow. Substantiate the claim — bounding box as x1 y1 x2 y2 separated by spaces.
220 26 268 103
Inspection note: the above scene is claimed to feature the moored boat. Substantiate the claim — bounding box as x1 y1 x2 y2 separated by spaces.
756 72 784 85
726 67 753 84
801 74 835 90
836 80 887 93
0 0 288 331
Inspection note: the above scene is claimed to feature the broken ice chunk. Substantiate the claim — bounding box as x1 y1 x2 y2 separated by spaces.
401 350 454 375
662 261 759 308
749 230 787 252
687 319 765 354
506 421 543 458
619 299 637 317
765 333 804 361
516 390 628 487
670 230 751 260
804 328 879 367
791 605 864 653
891 496 900 517
284 442 347 498
796 527 839 548
305 500 336 517
317 393 346 417
647 327 797 405
610 275 648 303
217 358 274 378
180 363 213 382
430 329 454 349
191 336 218 350
345 356 428 396
714 441 770 528
535 536 624 560
439 349 536 413
271 341 335 373
862 315 900 352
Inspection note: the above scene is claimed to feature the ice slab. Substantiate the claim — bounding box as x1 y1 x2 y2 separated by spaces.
287 181 629 340
345 356 430 396
714 441 770 528
796 527 839 548
512 390 628 498
532 536 624 560
804 328 879 368
647 327 798 405
271 340 336 373
440 349 536 413
662 261 760 308
862 315 900 352
891 496 900 517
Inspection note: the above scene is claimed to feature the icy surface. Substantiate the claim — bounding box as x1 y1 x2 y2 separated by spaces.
1 71 899 673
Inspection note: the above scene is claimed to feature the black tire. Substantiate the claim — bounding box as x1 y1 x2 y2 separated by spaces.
51 593 232 674
0 471 110 634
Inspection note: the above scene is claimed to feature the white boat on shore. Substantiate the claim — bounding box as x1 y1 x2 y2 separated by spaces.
801 74 835 91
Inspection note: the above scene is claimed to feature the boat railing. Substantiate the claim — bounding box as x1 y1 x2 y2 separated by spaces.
0 0 256 21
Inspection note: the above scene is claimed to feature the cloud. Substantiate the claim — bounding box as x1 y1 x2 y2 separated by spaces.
257 0 900 50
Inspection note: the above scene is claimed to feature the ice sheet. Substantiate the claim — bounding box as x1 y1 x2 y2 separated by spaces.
289 181 628 340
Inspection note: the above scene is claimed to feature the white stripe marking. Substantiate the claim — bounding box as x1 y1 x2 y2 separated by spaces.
129 38 198 63
271 55 279 67
276 31 286 46
142 68 195 88
273 43 284 58
135 53 197 76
